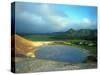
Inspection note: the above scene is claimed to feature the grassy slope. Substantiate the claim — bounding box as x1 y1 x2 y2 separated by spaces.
65 40 97 55
22 35 53 41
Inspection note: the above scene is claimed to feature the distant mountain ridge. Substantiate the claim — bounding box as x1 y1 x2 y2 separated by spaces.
18 29 97 40
50 29 97 40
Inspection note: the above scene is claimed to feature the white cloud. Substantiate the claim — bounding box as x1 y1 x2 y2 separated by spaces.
81 18 93 29
83 18 92 25
16 4 70 33
18 11 45 25
50 16 69 27
39 4 69 31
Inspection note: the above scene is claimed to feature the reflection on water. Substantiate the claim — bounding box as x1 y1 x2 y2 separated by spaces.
35 45 89 63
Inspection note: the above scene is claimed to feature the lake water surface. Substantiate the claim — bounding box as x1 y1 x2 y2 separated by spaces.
35 45 89 63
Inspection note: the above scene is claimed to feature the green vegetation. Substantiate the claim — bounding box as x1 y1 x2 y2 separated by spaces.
22 35 53 41
49 29 97 40
50 40 97 56
20 29 97 41
67 40 97 55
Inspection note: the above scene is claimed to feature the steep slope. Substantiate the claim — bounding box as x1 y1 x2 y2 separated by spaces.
13 34 52 57
15 34 36 57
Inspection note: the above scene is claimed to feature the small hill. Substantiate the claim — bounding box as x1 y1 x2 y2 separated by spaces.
14 34 36 57
12 34 52 57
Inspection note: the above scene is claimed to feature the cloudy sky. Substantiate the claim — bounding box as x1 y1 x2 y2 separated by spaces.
13 2 97 34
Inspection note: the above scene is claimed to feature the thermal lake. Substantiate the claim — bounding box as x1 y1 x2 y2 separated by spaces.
35 45 89 63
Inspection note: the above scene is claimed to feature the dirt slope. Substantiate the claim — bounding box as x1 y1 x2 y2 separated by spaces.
15 34 36 57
